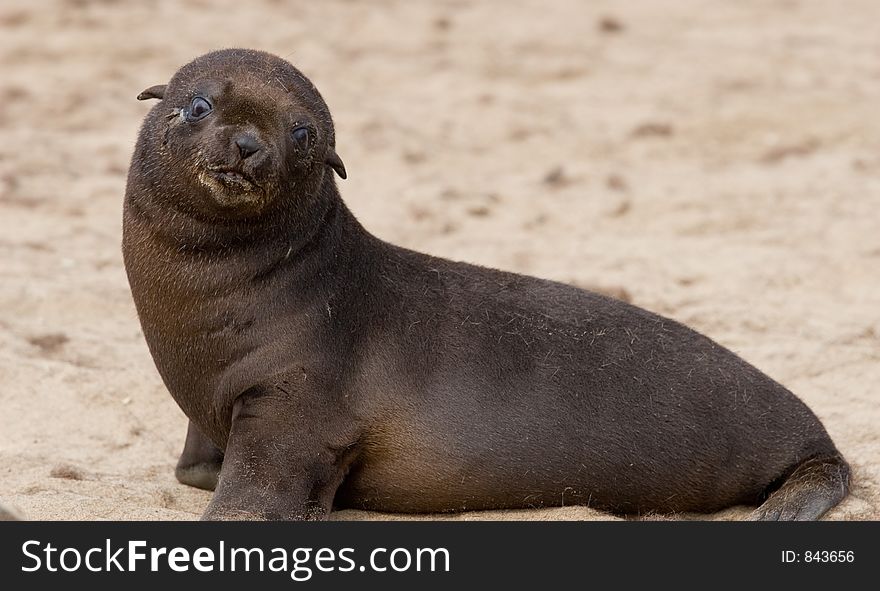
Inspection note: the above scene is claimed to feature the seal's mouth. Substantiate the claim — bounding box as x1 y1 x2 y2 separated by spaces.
197 164 269 210
206 167 260 193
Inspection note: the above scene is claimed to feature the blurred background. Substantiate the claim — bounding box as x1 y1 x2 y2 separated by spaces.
0 0 877 519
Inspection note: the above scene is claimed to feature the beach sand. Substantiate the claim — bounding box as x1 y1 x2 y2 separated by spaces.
0 0 877 520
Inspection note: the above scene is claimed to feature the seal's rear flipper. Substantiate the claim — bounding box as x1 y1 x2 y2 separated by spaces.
175 421 224 491
748 454 850 521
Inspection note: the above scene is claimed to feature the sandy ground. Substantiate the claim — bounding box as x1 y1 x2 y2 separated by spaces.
0 0 877 521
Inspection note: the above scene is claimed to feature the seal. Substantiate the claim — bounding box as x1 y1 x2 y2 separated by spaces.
123 49 850 521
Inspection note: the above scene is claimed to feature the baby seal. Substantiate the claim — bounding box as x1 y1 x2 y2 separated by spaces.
123 49 849 521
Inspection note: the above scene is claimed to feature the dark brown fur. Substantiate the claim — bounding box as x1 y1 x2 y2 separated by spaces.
123 49 849 520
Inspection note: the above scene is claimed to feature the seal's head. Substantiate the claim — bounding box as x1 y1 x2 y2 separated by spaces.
135 49 346 219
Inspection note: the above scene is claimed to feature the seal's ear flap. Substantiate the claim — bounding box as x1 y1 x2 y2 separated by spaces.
137 85 167 101
325 150 347 180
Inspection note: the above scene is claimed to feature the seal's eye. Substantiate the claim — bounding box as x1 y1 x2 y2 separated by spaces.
292 127 310 150
186 97 212 122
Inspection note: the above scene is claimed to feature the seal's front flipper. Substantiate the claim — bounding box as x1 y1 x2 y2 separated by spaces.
201 387 355 521
175 421 224 491
748 454 850 521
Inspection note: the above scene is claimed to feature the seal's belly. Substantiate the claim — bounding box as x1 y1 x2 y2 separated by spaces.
334 449 721 515
332 408 755 515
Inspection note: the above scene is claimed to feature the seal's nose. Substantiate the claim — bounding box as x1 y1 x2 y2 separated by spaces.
234 134 262 160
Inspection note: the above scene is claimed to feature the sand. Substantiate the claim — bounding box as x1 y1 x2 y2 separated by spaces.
0 0 877 521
